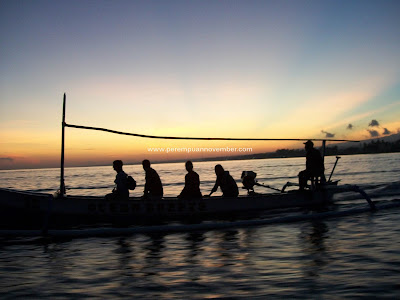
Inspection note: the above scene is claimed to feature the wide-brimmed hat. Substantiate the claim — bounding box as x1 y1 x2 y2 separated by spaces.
304 140 314 146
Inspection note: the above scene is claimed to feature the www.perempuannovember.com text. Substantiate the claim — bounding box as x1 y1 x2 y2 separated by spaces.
147 147 253 154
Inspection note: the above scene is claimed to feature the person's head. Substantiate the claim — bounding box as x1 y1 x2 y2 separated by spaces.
142 159 151 170
113 160 123 172
304 140 314 151
214 164 224 176
185 161 193 172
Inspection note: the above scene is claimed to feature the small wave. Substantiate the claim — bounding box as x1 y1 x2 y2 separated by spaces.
161 182 184 187
334 182 400 201
27 188 58 193
337 170 398 177
257 175 298 181
66 185 114 190
365 182 400 200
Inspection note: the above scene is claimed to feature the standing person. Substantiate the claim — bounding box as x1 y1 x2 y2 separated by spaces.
298 140 325 190
142 159 163 198
178 161 202 199
106 160 129 200
209 164 239 197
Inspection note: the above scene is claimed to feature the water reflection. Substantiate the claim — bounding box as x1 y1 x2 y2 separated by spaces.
2 208 400 300
44 240 72 280
185 232 205 263
145 233 165 258
299 221 330 276
115 238 133 277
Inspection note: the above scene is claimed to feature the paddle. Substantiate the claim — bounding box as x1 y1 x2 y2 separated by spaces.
328 156 341 182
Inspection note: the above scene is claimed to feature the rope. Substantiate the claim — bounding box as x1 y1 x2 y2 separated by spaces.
65 123 359 142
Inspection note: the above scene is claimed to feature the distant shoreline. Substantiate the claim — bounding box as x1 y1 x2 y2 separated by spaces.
149 136 400 165
2 147 399 172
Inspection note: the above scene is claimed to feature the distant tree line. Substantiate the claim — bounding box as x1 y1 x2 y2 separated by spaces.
191 138 400 163
271 138 400 158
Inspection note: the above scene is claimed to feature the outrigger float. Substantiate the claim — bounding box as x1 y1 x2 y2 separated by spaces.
0 94 381 233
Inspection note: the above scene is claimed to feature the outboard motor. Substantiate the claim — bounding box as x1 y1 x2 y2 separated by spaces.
241 171 257 194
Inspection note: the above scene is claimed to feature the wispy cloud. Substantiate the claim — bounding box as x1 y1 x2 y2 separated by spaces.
0 157 14 162
321 130 335 138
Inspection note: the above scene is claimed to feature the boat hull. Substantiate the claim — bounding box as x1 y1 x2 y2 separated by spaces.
0 188 332 229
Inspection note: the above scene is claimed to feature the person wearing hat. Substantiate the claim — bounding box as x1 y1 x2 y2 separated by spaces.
298 140 325 190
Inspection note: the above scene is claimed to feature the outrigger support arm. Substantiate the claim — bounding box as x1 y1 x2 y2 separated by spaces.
350 185 377 211
254 182 282 192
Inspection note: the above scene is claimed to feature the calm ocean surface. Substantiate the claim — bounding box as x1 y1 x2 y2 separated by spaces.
1 153 400 298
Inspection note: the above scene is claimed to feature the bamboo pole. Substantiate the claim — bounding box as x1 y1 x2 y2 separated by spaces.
59 93 66 196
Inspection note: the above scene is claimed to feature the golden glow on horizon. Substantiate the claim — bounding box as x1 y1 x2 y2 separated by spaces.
1 112 400 170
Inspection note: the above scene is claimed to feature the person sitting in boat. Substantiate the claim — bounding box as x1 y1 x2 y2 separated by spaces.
209 164 239 197
142 159 163 199
298 140 326 190
106 160 129 200
178 161 202 199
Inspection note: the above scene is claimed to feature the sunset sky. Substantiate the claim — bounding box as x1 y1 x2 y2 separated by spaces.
1 0 400 169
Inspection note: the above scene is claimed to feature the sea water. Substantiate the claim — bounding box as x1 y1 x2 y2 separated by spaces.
0 153 399 298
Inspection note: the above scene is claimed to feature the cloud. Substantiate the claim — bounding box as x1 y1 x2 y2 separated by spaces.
347 124 353 130
369 119 380 127
383 128 391 135
367 129 380 137
321 130 335 138
0 157 14 162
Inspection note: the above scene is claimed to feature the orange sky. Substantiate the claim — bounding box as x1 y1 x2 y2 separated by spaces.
1 1 400 169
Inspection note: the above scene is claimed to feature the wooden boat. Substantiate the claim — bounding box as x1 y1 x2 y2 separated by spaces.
0 186 337 229
1 179 377 230
0 94 376 230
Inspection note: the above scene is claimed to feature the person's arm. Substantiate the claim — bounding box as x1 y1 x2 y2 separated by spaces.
178 174 188 198
114 172 125 194
143 172 149 195
209 180 218 196
112 175 117 193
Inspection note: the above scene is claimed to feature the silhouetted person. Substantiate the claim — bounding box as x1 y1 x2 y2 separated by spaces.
298 140 325 190
178 161 202 199
209 164 239 197
142 159 163 198
106 160 129 200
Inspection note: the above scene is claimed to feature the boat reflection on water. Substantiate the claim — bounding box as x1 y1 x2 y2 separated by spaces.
299 221 330 279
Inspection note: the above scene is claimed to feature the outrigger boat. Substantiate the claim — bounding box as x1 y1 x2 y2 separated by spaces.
0 94 377 231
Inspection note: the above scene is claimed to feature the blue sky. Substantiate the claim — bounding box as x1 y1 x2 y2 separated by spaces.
1 0 399 169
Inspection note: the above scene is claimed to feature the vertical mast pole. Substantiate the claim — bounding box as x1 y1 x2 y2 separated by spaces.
322 140 326 179
60 93 66 196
